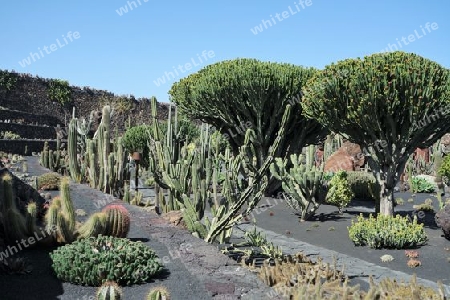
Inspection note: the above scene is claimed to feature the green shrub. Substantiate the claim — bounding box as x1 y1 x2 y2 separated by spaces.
47 79 71 105
438 155 450 185
411 176 435 193
348 213 428 249
325 170 354 212
50 235 163 286
0 70 17 91
346 171 380 201
121 125 152 169
38 172 61 190
0 131 21 140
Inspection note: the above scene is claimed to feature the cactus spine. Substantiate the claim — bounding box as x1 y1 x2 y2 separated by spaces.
96 281 123 300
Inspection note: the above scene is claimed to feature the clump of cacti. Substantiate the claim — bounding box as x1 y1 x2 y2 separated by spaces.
146 286 170 300
96 281 123 300
1 173 28 243
270 145 325 221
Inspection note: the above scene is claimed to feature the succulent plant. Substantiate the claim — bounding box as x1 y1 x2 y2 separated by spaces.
50 235 163 286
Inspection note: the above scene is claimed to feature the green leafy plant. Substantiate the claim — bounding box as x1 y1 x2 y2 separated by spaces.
348 213 428 249
438 154 450 186
346 171 380 201
47 79 71 105
0 70 17 91
50 235 163 286
325 170 354 213
411 177 435 193
121 124 152 169
1 131 21 140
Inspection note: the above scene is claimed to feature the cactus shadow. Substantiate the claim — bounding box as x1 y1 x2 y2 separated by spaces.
129 237 150 243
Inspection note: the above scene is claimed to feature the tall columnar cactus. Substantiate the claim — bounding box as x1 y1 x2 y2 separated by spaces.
60 177 75 232
101 205 131 238
42 141 49 168
88 139 98 188
25 202 37 235
270 145 324 221
68 117 82 181
95 105 111 193
96 281 123 300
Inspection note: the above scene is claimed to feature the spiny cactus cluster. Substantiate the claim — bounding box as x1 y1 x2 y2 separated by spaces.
0 172 38 243
259 252 447 299
44 177 76 243
50 235 163 286
77 204 130 239
96 281 123 300
270 145 325 221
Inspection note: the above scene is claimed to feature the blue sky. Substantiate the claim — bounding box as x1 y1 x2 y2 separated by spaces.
0 1 448 103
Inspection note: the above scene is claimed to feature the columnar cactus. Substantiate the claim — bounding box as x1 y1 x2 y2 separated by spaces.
25 202 37 235
96 281 123 300
101 205 131 238
68 117 81 181
270 145 324 221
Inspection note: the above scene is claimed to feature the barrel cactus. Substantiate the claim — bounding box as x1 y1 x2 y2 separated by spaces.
147 286 170 300
101 205 131 238
96 281 123 300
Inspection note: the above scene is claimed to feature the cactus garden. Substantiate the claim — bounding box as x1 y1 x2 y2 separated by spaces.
1 51 450 299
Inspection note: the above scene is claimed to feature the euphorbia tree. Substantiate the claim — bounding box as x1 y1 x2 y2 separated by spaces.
302 51 450 216
169 58 328 195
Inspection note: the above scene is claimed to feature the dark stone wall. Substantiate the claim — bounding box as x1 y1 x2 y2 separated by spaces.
0 71 171 131
0 123 56 139
0 140 57 155
0 109 60 126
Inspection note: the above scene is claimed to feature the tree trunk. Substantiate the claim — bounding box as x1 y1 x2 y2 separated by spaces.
377 168 396 216
379 179 394 216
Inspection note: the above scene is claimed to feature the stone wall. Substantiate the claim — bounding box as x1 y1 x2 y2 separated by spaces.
0 140 57 155
0 109 60 126
0 71 171 131
0 123 56 139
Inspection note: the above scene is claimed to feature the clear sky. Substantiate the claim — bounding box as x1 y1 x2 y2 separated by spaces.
0 1 448 103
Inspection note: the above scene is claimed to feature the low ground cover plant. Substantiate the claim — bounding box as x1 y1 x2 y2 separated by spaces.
348 213 428 249
50 235 163 286
411 176 435 193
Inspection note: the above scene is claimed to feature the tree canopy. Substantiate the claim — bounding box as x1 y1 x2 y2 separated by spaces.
302 51 450 215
